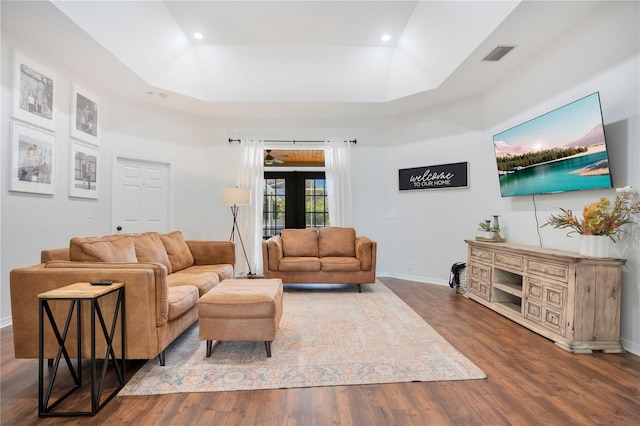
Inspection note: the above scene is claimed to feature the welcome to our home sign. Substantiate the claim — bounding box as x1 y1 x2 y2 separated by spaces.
398 162 468 191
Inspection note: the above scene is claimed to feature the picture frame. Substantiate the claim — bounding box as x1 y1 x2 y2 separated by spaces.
69 141 99 199
399 162 469 191
10 121 56 195
70 83 100 146
11 49 57 131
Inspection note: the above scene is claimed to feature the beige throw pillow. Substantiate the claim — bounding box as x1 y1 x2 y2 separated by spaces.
159 231 194 272
70 235 138 263
132 232 172 273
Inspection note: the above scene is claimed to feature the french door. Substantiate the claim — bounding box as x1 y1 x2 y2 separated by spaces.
263 171 328 239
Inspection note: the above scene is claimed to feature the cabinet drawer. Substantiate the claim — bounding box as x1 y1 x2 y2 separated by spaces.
470 246 492 262
494 252 524 271
526 259 569 283
469 263 491 281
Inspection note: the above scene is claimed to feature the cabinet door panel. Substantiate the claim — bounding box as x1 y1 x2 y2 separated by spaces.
468 278 480 295
469 263 491 281
544 285 565 309
525 300 542 322
526 278 543 301
478 282 491 301
543 307 565 335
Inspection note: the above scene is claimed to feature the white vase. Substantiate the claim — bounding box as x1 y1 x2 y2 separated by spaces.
579 235 611 257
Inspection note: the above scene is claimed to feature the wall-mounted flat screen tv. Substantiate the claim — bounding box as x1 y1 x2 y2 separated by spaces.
493 92 613 197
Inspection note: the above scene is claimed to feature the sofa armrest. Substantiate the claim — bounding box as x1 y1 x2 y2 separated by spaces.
355 237 376 271
186 240 235 266
263 236 283 272
10 262 170 359
38 261 169 326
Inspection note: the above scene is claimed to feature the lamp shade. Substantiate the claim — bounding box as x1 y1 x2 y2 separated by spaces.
222 187 251 206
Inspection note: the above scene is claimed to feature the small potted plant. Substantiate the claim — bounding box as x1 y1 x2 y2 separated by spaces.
478 220 493 239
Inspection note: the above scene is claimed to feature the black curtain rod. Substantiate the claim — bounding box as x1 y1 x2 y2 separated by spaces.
228 138 356 145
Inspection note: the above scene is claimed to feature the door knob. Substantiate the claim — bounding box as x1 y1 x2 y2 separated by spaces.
116 226 123 231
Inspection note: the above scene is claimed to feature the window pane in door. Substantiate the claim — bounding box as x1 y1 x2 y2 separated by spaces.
263 178 286 238
305 178 328 228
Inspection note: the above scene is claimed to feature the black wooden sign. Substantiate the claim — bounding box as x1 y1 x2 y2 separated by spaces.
399 162 468 191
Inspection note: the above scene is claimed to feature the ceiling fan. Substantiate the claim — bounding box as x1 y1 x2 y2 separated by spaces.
264 150 288 165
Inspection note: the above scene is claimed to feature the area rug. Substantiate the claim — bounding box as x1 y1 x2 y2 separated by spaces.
119 282 485 395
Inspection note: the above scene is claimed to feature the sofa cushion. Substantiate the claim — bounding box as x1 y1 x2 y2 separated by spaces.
168 269 219 296
160 231 194 272
281 228 318 257
278 257 321 272
319 227 356 257
69 235 137 262
132 232 172 273
186 264 235 281
320 257 362 272
166 285 199 321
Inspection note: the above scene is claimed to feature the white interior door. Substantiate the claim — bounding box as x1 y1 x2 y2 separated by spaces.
112 156 170 234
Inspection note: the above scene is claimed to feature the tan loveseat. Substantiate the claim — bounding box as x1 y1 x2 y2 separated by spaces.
262 227 376 292
10 231 235 365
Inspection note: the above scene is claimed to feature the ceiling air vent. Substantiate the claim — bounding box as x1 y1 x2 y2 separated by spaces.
482 45 516 62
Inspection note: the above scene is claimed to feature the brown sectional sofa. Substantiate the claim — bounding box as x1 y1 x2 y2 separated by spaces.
262 227 376 292
10 231 235 365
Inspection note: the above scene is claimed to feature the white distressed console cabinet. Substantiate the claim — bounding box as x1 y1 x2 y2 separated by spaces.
465 240 626 354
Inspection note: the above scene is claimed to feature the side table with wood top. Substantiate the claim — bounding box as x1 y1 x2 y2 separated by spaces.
38 282 125 417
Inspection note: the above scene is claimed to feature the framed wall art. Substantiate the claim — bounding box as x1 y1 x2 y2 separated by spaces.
69 141 99 199
10 121 56 195
11 49 57 131
399 162 469 191
70 83 100 146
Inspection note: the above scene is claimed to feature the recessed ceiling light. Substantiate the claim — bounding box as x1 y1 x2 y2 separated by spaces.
381 34 392 42
193 32 203 40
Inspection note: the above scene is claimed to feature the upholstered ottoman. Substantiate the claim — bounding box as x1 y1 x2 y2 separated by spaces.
198 278 283 357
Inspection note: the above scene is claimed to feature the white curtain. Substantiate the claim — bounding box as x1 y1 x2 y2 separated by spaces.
237 140 264 275
325 140 352 227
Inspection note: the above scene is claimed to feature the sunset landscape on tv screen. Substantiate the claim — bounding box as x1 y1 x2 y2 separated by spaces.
493 92 613 197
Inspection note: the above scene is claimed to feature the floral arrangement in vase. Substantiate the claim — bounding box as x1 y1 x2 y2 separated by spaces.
542 187 640 242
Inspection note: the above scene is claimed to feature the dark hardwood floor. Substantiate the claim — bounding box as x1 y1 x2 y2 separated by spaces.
2 277 639 425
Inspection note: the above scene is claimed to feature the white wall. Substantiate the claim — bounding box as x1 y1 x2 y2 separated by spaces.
378 1 640 353
0 32 225 325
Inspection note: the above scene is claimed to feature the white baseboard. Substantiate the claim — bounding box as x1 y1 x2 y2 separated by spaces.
620 337 640 356
1 316 12 329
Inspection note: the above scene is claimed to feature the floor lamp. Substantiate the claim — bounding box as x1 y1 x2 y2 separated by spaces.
222 187 253 276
